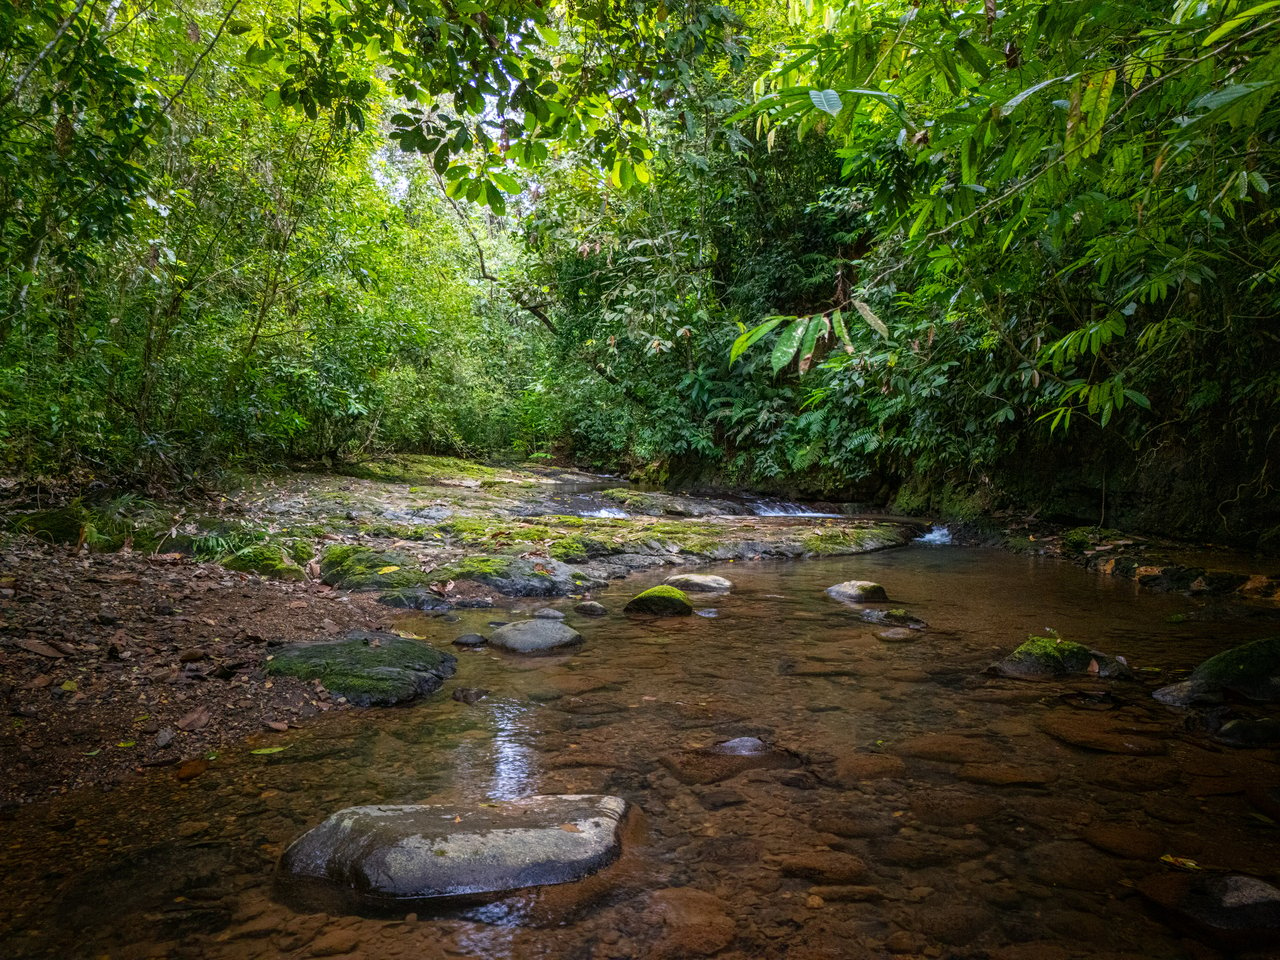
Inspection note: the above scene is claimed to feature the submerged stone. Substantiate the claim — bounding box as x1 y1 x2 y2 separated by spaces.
1154 636 1280 706
490 619 584 654
661 737 798 785
624 585 693 617
574 601 608 617
266 631 456 706
276 795 629 912
1138 872 1280 948
825 580 889 603
989 635 1133 680
664 574 733 593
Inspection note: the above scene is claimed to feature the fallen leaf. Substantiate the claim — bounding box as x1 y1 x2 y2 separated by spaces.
60 680 78 692
558 823 582 833
175 758 209 781
116 741 136 748
250 746 288 755
176 706 212 731
14 638 66 658
1160 855 1202 871
376 565 400 574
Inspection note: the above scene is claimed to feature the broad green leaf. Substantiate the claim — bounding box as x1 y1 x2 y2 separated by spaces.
771 319 809 374
852 301 890 339
1001 74 1078 116
797 315 830 373
729 317 783 365
251 746 289 755
809 89 843 116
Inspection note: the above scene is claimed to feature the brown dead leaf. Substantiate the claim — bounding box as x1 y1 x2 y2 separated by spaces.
176 705 212 731
13 638 66 658
558 823 582 833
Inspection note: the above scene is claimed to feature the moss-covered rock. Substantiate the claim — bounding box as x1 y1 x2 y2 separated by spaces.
267 631 457 706
433 555 604 597
222 544 306 580
319 545 429 591
624 585 693 617
990 635 1132 680
1154 636 1280 706
825 580 888 602
12 506 90 544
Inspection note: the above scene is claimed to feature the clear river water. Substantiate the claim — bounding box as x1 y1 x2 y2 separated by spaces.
2 542 1278 959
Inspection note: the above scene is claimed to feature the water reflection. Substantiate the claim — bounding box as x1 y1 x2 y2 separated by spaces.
487 701 537 801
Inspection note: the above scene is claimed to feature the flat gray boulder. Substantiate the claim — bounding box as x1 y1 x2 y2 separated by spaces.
826 580 888 602
277 795 628 911
490 619 584 654
664 573 733 593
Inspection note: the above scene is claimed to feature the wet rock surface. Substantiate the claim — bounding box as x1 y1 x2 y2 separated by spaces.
661 737 799 785
266 632 457 707
276 795 629 910
624 585 693 617
825 580 888 603
1138 872 1280 947
989 635 1133 680
489 619 584 654
664 573 733 593
1154 636 1280 706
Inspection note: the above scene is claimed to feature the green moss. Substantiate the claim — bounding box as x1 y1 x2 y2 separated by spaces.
550 536 588 563
1192 636 1280 687
624 584 693 616
1004 635 1096 675
319 545 429 590
222 544 306 580
266 633 456 706
433 555 515 582
601 488 661 511
342 455 511 485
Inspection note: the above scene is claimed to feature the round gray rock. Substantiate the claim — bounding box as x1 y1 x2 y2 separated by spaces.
574 601 608 617
490 619 584 654
533 607 566 620
277 795 628 911
826 580 889 603
664 574 733 593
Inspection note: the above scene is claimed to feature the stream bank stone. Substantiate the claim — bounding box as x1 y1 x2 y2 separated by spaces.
434 556 605 598
574 601 608 617
826 580 888 603
664 574 733 593
266 632 456 706
319 546 429 591
490 619 584 654
989 636 1133 680
624 585 693 617
276 795 629 912
1153 636 1280 706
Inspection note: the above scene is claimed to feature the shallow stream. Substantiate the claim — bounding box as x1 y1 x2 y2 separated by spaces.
3 544 1278 959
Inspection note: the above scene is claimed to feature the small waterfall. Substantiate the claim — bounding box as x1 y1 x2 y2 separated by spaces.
582 507 629 519
915 525 953 545
750 499 842 519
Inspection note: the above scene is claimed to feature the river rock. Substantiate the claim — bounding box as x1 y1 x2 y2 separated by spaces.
319 546 429 591
877 628 918 643
1082 823 1164 860
490 620 584 655
644 887 737 958
1214 715 1280 747
1138 872 1280 948
276 795 628 911
624 585 693 617
574 601 608 617
664 574 733 593
779 851 868 884
1039 711 1167 755
452 633 488 647
989 636 1133 680
533 607 566 619
266 632 457 706
826 580 888 603
661 737 798 785
1154 636 1280 706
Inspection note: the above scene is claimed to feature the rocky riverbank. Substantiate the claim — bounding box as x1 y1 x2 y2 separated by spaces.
0 456 921 803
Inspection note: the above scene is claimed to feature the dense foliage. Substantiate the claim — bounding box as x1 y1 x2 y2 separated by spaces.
2 1 1278 543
